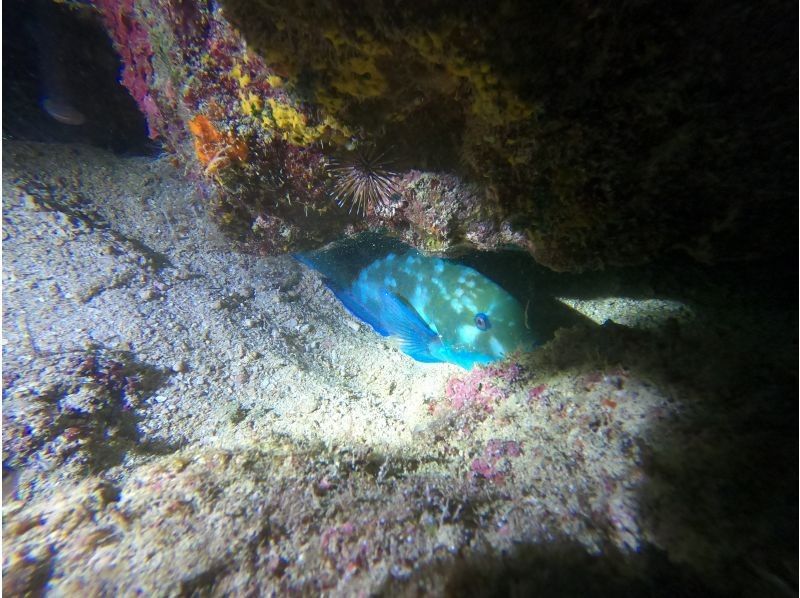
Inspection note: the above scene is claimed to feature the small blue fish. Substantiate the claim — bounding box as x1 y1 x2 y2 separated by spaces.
297 240 536 369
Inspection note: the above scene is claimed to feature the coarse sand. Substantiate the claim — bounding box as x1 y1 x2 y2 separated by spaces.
3 142 796 596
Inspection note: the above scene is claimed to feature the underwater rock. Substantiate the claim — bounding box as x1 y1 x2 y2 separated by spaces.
93 0 794 270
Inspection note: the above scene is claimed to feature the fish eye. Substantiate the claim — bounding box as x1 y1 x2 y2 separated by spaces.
474 312 491 331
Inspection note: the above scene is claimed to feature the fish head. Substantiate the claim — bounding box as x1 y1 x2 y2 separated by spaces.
423 260 536 368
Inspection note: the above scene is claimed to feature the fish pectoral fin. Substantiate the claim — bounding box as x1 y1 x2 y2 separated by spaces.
332 286 391 336
380 291 442 363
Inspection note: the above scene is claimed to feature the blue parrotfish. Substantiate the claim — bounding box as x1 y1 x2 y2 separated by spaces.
297 242 536 369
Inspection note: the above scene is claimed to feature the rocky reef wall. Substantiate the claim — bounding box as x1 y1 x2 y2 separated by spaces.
93 0 796 270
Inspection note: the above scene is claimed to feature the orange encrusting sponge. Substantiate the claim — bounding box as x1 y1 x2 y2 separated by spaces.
188 114 248 173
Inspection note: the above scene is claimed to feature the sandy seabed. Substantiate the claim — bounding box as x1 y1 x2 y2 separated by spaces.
2 142 796 596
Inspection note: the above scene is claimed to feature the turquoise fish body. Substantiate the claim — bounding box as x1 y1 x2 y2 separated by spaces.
300 247 536 369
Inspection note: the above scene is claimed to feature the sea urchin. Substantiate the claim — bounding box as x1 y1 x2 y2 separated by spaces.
327 147 399 216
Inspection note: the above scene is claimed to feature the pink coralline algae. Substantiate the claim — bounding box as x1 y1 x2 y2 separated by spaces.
444 368 505 414
527 384 547 401
444 361 525 415
484 361 526 385
95 0 162 138
470 439 523 483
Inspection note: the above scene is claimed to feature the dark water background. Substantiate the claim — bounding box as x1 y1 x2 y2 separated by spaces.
3 0 154 155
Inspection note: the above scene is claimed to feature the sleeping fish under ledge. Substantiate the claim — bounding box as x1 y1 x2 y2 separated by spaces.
297 248 536 369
